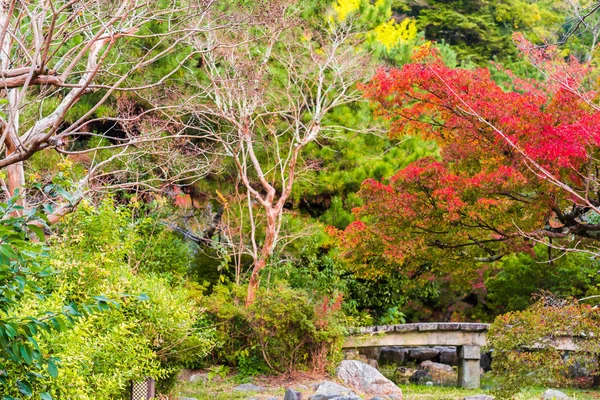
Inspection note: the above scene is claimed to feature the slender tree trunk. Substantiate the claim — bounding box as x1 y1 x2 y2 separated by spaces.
246 207 278 305
0 5 25 209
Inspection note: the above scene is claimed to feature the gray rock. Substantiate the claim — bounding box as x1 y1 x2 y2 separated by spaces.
336 360 403 397
425 382 433 387
309 395 340 400
542 389 570 399
409 370 432 384
464 396 494 400
178 397 198 400
409 347 440 362
232 383 266 392
267 398 279 400
189 372 208 383
421 360 453 373
314 381 355 396
420 359 456 385
438 348 458 366
294 384 309 391
309 395 360 400
379 347 407 365
285 388 303 400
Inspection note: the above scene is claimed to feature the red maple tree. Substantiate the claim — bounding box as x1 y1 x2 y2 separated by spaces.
340 38 600 280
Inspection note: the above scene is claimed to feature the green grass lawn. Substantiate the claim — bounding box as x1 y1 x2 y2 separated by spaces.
174 378 600 400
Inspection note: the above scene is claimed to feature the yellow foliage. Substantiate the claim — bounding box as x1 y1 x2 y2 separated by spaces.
332 0 361 22
373 18 417 50
331 0 418 51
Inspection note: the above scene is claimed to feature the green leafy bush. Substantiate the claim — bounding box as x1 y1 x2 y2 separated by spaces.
4 200 217 399
487 293 600 398
204 282 345 374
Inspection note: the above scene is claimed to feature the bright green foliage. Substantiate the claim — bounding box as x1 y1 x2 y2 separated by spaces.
2 200 216 399
296 103 438 229
487 295 600 398
393 0 570 63
204 283 345 374
485 247 600 314
0 198 117 399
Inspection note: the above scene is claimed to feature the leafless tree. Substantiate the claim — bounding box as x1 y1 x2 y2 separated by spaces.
0 0 230 218
164 2 373 304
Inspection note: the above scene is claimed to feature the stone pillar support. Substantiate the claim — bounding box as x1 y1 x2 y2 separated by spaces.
458 345 481 389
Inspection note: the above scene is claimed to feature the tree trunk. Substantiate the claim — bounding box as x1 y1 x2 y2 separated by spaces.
245 208 278 305
6 160 24 199
246 258 265 306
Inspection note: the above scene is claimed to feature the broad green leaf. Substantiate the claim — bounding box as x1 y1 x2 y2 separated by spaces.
47 360 58 379
16 380 33 396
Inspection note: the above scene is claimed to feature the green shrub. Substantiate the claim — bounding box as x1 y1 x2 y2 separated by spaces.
487 293 600 398
204 282 345 374
5 200 217 399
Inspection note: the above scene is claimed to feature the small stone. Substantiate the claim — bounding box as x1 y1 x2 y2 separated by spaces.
542 389 570 400
425 382 433 387
409 370 432 384
463 396 494 400
178 397 198 400
232 383 267 392
285 388 302 400
294 384 309 391
189 372 208 383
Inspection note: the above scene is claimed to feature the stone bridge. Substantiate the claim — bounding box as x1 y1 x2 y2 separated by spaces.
342 322 490 389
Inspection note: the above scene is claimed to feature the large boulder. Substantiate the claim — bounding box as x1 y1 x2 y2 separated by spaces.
379 347 407 365
420 360 457 386
438 347 458 366
336 360 403 398
408 347 439 362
